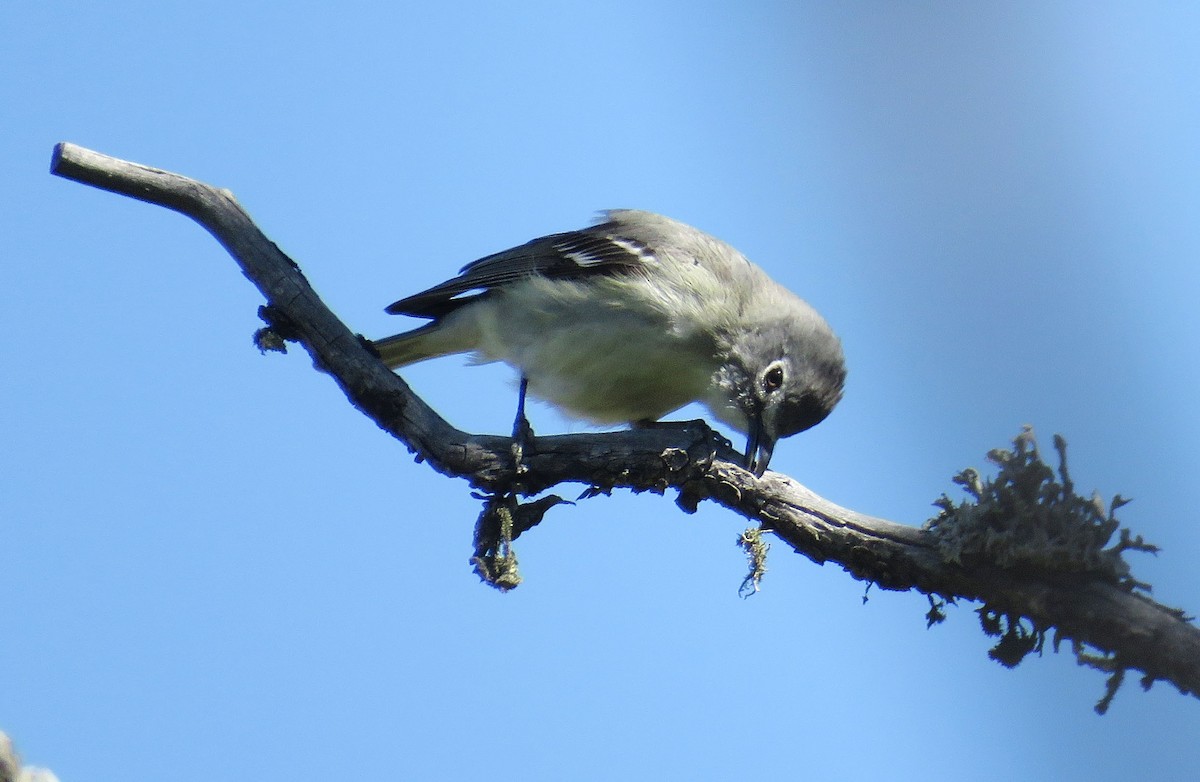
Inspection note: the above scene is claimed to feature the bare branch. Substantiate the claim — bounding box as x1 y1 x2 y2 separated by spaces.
50 142 1200 706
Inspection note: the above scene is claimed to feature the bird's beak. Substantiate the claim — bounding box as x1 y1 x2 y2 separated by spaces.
745 417 776 477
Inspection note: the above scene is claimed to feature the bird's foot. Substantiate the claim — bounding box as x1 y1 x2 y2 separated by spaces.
511 414 535 476
509 377 535 486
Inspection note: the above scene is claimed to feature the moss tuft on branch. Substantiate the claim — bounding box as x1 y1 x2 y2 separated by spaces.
926 427 1154 590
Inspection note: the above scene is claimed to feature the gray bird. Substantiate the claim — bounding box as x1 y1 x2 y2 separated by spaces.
374 210 845 475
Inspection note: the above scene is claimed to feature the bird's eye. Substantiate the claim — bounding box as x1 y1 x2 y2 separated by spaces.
762 364 785 394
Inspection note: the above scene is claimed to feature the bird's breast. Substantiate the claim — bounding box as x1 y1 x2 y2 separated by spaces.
467 278 717 424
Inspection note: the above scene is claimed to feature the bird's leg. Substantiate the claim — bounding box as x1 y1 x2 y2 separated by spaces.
510 376 535 478
470 379 538 591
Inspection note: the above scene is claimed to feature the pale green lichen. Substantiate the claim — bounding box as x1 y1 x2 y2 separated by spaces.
472 494 523 591
737 526 770 597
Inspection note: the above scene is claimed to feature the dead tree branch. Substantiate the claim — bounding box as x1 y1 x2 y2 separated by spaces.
50 142 1200 710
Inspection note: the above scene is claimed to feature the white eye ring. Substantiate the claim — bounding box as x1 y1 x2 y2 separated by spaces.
762 364 785 394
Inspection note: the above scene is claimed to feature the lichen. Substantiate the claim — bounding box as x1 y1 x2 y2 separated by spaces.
471 494 523 591
925 427 1155 588
738 526 770 597
924 428 1165 711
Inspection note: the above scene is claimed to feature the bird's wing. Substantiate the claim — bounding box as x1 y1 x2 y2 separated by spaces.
385 221 657 319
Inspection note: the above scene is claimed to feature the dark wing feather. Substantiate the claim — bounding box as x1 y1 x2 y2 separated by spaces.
385 225 656 319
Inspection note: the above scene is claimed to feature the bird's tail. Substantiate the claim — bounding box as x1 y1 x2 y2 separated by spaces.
372 322 475 369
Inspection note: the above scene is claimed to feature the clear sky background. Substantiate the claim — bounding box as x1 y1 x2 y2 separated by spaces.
3 3 1199 780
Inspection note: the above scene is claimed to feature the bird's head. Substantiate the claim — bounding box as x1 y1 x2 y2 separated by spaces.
707 310 846 476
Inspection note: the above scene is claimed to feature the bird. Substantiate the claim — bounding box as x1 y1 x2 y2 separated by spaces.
373 210 846 475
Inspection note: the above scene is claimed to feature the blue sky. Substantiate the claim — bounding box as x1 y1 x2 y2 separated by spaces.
3 2 1200 779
